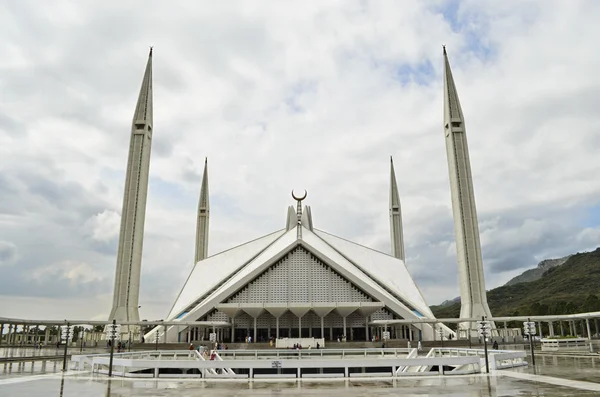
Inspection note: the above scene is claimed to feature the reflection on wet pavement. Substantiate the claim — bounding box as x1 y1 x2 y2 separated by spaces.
0 352 599 396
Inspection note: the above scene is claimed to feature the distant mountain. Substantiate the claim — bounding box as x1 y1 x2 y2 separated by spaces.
433 255 571 307
431 248 600 325
438 296 460 307
504 255 571 286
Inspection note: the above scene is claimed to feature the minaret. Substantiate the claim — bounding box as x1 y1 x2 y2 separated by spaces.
195 158 210 263
109 48 154 326
389 157 405 261
442 47 493 330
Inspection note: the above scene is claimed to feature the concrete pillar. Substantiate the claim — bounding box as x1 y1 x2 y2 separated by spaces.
342 317 347 338
569 321 574 336
0 324 3 346
537 322 543 339
298 316 302 338
320 317 324 341
365 317 369 342
7 324 13 345
276 317 280 339
44 327 50 344
586 319 592 340
560 321 565 336
549 321 555 337
595 319 599 336
253 317 257 342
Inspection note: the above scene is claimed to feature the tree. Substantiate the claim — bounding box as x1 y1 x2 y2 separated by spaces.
582 294 600 312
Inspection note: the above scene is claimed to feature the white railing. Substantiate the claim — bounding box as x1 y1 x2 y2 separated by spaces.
394 348 418 374
217 347 414 360
71 347 525 379
541 338 589 352
428 348 527 371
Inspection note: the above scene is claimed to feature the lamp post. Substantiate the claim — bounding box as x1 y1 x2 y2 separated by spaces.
523 319 536 366
106 320 120 377
61 321 71 372
477 317 491 374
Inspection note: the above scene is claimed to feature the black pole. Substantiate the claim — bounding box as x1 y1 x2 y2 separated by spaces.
482 316 489 374
528 317 535 366
108 320 116 377
62 321 69 372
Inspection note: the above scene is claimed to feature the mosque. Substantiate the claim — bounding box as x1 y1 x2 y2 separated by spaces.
108 47 493 343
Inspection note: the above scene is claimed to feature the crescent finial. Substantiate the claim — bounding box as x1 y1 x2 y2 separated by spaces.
291 189 307 201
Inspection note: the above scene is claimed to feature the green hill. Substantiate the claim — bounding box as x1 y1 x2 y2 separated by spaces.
431 247 600 327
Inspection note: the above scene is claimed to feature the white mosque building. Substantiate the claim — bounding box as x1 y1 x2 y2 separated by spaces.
108 47 493 343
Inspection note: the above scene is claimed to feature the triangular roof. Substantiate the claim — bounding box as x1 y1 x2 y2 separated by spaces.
166 226 436 323
313 229 434 318
167 229 286 319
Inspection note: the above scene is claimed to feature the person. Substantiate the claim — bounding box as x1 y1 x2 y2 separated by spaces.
210 351 216 361
417 341 422 352
189 343 194 350
248 335 252 344
493 340 499 350
407 341 411 349
316 342 320 349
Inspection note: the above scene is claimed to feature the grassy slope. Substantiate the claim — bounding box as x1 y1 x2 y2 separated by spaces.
431 247 600 320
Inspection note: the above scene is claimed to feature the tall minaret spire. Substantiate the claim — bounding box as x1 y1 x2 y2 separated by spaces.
109 48 154 328
195 157 210 263
443 47 493 332
389 157 405 261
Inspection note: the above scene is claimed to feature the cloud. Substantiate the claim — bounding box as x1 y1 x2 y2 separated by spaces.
31 260 102 285
1 1 600 321
0 241 17 266
83 209 120 243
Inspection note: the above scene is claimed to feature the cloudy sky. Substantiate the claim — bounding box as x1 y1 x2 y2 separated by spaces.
1 0 599 322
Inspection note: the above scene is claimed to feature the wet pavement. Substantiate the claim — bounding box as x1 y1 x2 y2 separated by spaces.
0 350 599 396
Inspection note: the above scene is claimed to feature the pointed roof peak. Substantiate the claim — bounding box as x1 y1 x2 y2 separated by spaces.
132 50 153 126
149 46 153 57
198 159 209 210
390 155 394 163
442 44 447 56
390 158 400 208
443 46 464 122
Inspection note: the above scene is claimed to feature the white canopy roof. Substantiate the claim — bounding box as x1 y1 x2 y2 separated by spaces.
165 226 437 324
